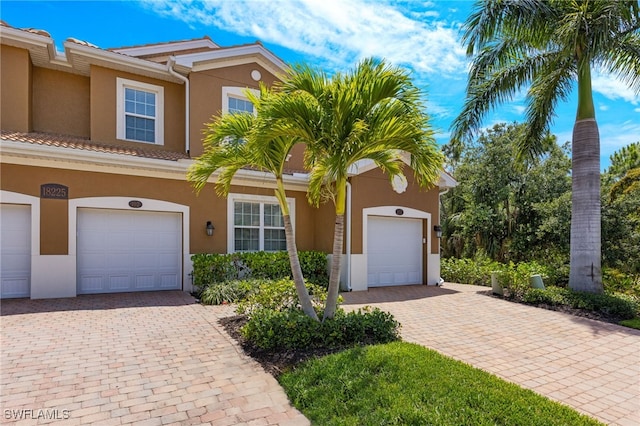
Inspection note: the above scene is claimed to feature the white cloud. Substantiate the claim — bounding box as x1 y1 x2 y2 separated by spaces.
592 72 640 105
512 105 526 115
599 121 640 151
141 0 467 74
598 104 609 111
635 107 640 113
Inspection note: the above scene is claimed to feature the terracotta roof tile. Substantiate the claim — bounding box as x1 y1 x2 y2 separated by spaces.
107 36 214 52
1 131 189 161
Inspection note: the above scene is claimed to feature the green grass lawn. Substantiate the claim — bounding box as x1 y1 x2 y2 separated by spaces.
619 317 640 329
279 342 603 426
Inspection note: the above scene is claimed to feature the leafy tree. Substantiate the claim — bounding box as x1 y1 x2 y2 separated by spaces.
261 58 443 319
606 141 640 182
187 86 319 321
451 0 640 293
602 142 640 273
442 123 571 263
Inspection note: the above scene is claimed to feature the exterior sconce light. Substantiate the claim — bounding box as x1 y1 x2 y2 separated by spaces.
206 221 214 236
433 225 442 239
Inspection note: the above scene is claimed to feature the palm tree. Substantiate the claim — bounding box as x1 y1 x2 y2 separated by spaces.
187 86 319 321
451 0 640 293
262 58 443 319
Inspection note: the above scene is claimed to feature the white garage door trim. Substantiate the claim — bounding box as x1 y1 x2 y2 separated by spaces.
362 206 431 288
0 192 40 299
69 197 189 294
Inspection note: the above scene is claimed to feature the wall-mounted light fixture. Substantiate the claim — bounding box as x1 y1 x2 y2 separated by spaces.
206 221 215 236
433 225 442 238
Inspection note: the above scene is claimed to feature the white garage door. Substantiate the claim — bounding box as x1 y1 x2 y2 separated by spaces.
367 216 422 287
77 208 182 294
0 204 31 298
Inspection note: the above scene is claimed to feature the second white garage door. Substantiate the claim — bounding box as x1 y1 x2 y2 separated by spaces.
0 204 31 298
77 208 182 294
367 216 423 287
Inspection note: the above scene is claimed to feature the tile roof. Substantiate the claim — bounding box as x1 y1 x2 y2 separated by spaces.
1 131 190 161
107 36 214 52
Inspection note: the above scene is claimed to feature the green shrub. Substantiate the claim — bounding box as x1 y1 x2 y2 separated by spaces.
522 286 568 305
236 278 333 315
522 286 639 319
567 291 638 319
440 257 501 286
199 280 260 305
191 251 329 288
241 307 401 350
603 268 640 298
499 261 551 299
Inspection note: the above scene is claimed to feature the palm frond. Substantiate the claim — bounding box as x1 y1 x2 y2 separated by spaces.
519 56 575 160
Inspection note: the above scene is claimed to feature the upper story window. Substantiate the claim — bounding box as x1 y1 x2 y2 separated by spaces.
116 78 164 145
222 86 259 116
228 97 254 115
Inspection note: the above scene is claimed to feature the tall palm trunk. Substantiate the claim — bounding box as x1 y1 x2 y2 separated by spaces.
283 214 319 320
323 214 344 320
569 119 603 293
569 58 603 293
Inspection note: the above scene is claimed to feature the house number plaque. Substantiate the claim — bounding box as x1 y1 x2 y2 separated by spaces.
40 184 68 199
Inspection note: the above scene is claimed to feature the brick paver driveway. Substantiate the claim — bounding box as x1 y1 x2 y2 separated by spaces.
0 291 308 426
342 283 640 426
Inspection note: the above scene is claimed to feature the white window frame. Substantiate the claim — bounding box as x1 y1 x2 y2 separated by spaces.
222 86 259 115
227 193 295 253
116 77 164 145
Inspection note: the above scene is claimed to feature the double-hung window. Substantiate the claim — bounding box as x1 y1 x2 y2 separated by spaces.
228 194 291 252
228 97 254 115
222 86 258 116
116 78 164 145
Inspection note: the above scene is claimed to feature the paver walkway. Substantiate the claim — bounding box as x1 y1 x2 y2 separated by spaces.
342 283 640 426
0 292 309 426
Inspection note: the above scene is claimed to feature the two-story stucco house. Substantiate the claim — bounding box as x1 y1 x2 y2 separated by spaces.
0 22 456 299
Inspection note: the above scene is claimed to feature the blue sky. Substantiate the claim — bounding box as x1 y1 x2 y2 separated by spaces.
3 0 639 169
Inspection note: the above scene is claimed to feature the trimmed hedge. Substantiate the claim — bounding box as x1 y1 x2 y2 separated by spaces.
241 307 401 350
523 286 639 319
192 251 329 289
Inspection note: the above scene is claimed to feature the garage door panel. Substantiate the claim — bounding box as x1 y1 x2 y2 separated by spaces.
79 275 103 292
135 275 155 289
1 204 31 298
367 216 422 288
77 208 181 294
160 274 179 288
108 275 131 291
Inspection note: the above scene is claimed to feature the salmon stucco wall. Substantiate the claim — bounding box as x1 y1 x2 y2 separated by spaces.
89 66 185 152
0 163 318 255
1 45 31 132
32 67 90 138
189 63 279 157
349 167 440 254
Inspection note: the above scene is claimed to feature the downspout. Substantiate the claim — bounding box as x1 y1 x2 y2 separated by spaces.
436 187 449 286
345 181 352 291
167 57 190 155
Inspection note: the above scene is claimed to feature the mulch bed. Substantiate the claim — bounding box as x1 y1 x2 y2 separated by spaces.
219 315 345 377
